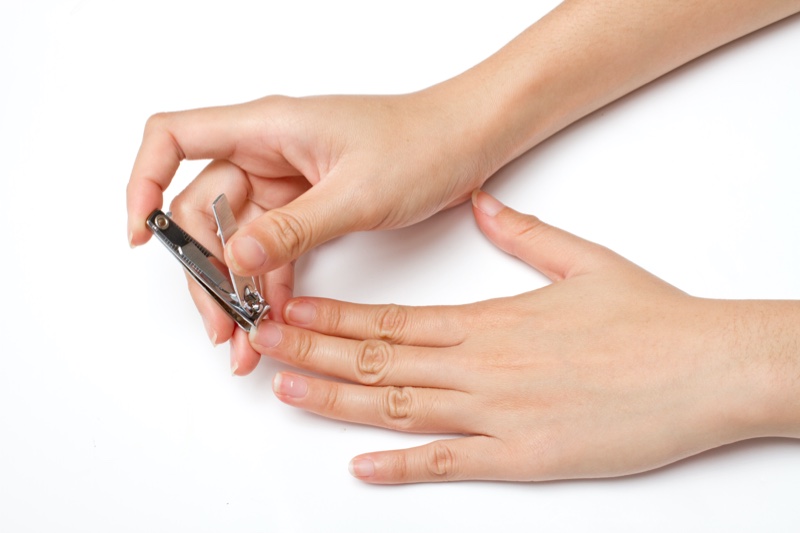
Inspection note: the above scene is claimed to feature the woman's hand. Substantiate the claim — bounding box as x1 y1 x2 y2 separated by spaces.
126 92 497 358
246 191 800 483
126 0 800 369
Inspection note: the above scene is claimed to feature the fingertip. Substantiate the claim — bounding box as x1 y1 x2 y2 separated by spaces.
471 190 517 246
284 299 317 326
272 371 309 399
187 276 235 345
230 327 261 375
127 220 152 248
348 456 376 480
126 180 166 247
226 235 267 275
471 189 505 218
202 315 220 347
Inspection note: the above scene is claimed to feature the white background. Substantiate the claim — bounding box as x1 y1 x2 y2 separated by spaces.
1 1 799 531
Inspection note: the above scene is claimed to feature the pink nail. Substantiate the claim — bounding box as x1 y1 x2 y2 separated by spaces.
273 373 308 398
202 316 219 347
229 236 267 271
348 458 375 478
252 322 282 348
286 301 316 325
472 190 505 217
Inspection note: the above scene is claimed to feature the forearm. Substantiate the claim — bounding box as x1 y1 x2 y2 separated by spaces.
734 299 800 439
430 0 800 175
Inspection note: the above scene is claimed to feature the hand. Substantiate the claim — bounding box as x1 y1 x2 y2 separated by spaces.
126 92 496 365
247 190 799 483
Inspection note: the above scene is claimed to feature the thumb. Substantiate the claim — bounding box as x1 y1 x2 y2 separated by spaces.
225 182 362 276
471 190 610 281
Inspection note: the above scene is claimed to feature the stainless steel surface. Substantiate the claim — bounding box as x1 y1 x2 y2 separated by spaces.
146 200 268 331
211 194 263 315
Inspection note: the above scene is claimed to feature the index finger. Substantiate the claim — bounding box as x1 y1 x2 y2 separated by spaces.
282 297 470 348
126 106 248 247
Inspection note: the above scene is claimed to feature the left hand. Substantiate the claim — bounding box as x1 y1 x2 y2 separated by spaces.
245 190 793 483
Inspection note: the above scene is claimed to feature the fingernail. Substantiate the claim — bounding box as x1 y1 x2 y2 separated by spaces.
128 231 137 249
472 190 505 217
273 372 308 398
250 322 282 348
202 316 219 347
230 343 239 376
348 458 375 478
229 236 267 272
286 301 316 325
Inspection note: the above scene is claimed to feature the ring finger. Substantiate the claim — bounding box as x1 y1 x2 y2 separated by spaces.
273 372 476 434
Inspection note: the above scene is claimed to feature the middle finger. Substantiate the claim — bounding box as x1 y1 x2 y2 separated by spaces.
250 321 467 390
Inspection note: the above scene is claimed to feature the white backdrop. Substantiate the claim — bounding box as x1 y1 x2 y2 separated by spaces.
1 1 799 531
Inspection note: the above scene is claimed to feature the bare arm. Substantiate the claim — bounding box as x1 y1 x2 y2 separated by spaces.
126 1 800 371
434 0 800 173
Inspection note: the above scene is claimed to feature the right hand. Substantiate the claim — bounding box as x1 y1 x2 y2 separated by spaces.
126 91 497 372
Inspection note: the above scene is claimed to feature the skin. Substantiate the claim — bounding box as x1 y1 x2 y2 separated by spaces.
125 0 800 481
127 0 800 369
252 191 800 483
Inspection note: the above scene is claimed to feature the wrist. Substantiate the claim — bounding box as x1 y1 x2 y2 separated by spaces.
711 300 800 440
742 301 800 438
422 0 800 185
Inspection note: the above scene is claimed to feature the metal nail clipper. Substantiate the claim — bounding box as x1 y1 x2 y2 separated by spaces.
147 194 268 332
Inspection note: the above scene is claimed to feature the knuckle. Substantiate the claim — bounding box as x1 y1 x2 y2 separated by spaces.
511 215 548 243
380 386 417 431
509 217 551 257
291 331 316 367
320 301 343 333
267 211 314 260
388 452 410 482
425 441 458 480
373 304 408 343
355 339 393 385
144 111 170 133
319 382 343 414
167 193 191 220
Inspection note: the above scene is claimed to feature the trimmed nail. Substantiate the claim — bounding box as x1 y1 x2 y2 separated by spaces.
202 316 219 347
229 236 267 271
472 190 505 217
273 373 308 398
250 322 282 348
128 231 137 249
286 301 316 325
348 458 375 478
229 342 239 376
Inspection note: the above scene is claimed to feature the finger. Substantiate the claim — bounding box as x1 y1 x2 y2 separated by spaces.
224 180 366 276
348 436 504 484
171 160 311 224
272 372 475 434
127 101 300 247
230 327 261 376
230 262 295 376
168 161 253 345
282 297 468 347
250 321 464 388
127 107 243 246
186 272 236 347
471 190 614 281
262 262 295 324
